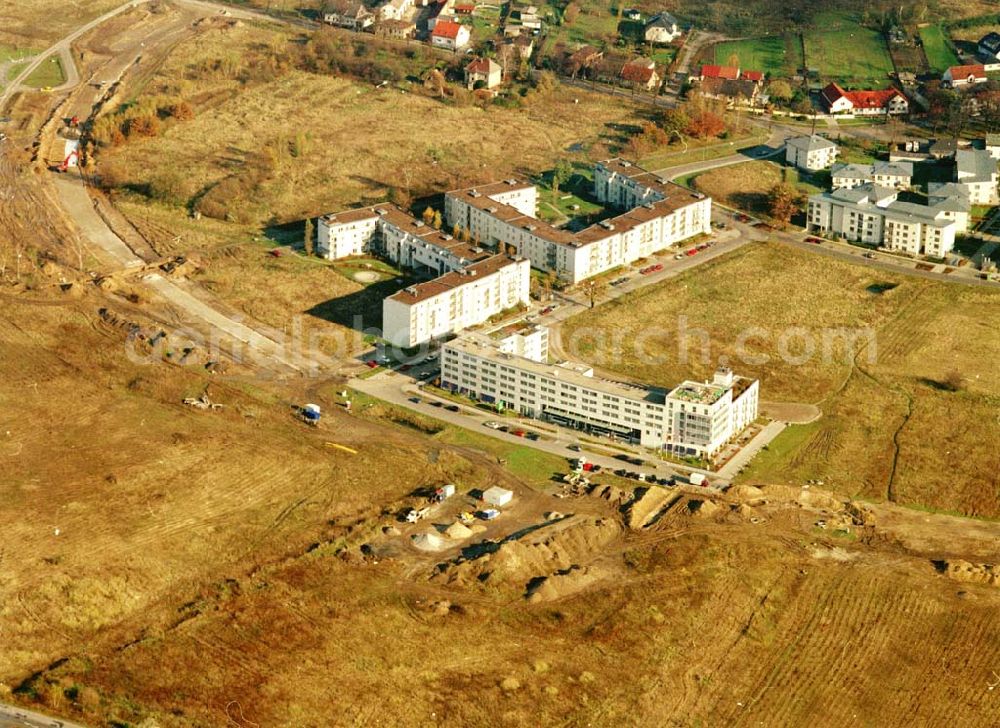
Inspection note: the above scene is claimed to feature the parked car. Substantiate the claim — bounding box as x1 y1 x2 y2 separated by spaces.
408 397 421 404
445 404 460 413
512 429 526 437
805 236 823 244
366 360 378 369
484 421 502 429
526 432 540 441
429 400 443 408
568 444 581 452
864 252 876 259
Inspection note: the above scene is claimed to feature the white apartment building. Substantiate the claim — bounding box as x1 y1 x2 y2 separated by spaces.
440 326 758 458
832 161 913 190
927 182 971 231
317 207 380 260
444 160 712 285
382 255 530 348
807 184 957 257
955 149 999 205
785 135 838 171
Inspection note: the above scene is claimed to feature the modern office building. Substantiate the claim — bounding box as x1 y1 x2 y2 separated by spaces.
440 326 758 458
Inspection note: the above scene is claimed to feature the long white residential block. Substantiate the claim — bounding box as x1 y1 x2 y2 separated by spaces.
440 326 758 458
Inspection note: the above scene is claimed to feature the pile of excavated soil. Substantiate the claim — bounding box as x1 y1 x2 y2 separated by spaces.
727 484 766 504
434 515 621 586
526 565 608 603
939 560 999 586
445 521 473 540
625 487 678 530
687 499 721 518
412 532 450 552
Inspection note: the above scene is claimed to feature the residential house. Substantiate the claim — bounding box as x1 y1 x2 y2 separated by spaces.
741 70 764 83
699 64 740 81
621 57 660 91
376 18 416 38
978 32 1000 62
644 12 681 44
698 77 762 108
465 57 502 89
323 0 373 30
785 135 838 171
431 20 471 50
943 64 988 88
929 138 961 160
807 184 957 258
955 149 999 204
820 83 909 115
566 45 603 78
623 8 641 21
377 0 412 21
454 2 476 13
984 133 1000 159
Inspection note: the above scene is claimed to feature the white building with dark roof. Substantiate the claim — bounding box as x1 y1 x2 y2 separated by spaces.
444 160 711 285
831 161 913 190
955 149 999 204
383 255 530 348
807 185 957 257
786 135 838 170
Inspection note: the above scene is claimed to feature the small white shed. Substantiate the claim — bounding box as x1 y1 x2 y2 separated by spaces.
482 486 513 507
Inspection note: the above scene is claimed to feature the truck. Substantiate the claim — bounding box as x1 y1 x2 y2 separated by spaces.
405 506 431 523
689 472 707 487
432 484 456 502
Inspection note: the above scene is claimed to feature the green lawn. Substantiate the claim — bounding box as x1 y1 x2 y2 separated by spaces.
535 163 606 226
713 36 801 77
919 25 959 73
0 44 36 63
23 55 66 88
803 13 894 85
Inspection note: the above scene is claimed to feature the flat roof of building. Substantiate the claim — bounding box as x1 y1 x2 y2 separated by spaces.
445 331 670 404
668 380 727 405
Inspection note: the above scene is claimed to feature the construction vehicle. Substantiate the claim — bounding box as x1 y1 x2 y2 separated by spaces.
182 394 223 410
459 511 475 524
405 506 431 523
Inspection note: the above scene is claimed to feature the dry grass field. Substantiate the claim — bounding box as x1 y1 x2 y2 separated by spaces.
89 19 647 352
0 0 122 49
561 243 1000 517
691 160 823 215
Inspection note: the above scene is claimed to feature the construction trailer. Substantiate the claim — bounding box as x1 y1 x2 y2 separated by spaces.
482 486 513 507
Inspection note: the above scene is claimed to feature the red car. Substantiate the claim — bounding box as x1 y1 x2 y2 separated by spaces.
512 429 526 437
366 360 378 368
805 236 823 244
685 248 698 256
651 263 663 272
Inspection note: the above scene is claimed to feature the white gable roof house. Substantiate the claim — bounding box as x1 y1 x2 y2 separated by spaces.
644 12 681 44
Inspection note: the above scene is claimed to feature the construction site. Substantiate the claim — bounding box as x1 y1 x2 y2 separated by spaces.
1 1 1000 727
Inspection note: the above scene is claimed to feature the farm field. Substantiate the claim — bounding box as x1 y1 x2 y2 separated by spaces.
803 13 894 85
919 24 960 72
560 242 1000 517
713 35 801 77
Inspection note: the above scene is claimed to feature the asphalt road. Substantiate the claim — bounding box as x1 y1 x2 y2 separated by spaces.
0 702 85 728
